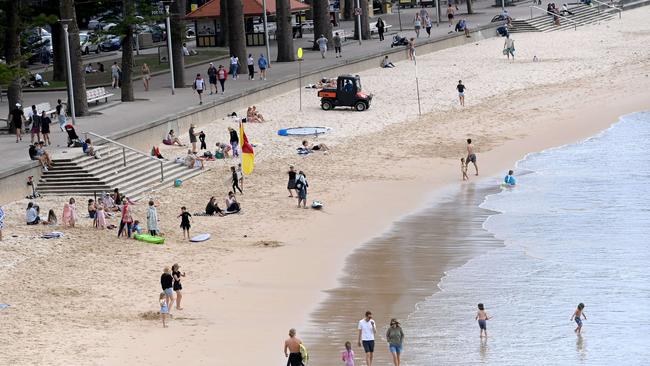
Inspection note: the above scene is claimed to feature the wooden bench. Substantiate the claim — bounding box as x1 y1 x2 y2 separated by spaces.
23 102 57 119
86 87 114 104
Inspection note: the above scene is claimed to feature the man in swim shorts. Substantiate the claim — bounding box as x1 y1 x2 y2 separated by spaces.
466 138 478 176
358 310 377 366
284 328 304 366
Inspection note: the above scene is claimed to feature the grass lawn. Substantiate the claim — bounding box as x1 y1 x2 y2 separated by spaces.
38 49 228 89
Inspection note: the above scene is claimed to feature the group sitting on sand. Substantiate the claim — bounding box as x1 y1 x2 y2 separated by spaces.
246 106 265 123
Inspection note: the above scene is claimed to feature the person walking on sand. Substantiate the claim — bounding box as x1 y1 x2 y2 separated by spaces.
192 73 205 105
207 62 218 94
159 292 169 327
296 171 308 209
503 35 515 60
466 138 478 175
457 80 466 106
172 263 186 310
111 62 121 88
118 202 133 238
231 166 243 194
317 34 329 59
229 127 240 157
447 3 455 27
189 124 199 153
142 63 151 91
407 38 416 61
476 303 492 337
333 32 342 58
358 311 377 366
414 13 422 38
284 328 304 366
161 267 175 315
342 341 355 366
376 17 385 41
571 303 587 333
147 200 159 236
178 206 192 240
386 318 404 366
287 165 297 197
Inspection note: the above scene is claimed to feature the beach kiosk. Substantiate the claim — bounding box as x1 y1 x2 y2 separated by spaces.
186 0 310 47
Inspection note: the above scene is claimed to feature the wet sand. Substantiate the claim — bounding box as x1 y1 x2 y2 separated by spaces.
303 183 502 363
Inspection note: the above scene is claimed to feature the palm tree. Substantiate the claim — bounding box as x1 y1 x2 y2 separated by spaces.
60 0 89 116
276 0 294 62
227 0 247 73
312 0 332 50
171 0 186 87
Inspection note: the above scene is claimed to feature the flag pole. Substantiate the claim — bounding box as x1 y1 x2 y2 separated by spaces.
414 52 422 116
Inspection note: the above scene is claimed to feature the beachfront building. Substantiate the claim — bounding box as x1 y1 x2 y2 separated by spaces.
186 0 310 47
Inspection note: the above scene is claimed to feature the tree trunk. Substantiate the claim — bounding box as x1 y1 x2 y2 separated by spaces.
121 0 135 102
466 0 473 14
218 0 229 47
312 0 332 50
51 23 66 82
171 0 186 87
227 0 247 73
60 0 89 116
353 0 371 40
4 0 22 132
275 0 294 62
343 0 354 20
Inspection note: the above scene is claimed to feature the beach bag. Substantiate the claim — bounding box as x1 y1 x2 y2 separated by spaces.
203 151 213 158
215 151 225 159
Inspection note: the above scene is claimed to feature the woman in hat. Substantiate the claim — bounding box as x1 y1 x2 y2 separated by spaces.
386 318 404 366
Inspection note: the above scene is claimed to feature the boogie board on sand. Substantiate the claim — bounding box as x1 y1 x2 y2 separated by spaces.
190 233 211 242
277 127 331 136
134 234 165 244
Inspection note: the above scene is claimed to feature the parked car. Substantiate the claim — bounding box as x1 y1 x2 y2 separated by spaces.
137 24 166 42
186 24 196 38
99 36 121 51
80 32 101 55
88 17 108 30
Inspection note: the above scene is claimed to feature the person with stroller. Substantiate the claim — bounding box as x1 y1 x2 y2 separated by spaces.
65 124 82 147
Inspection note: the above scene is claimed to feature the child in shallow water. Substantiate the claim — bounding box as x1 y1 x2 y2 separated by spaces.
476 303 491 337
461 157 469 181
571 303 587 333
341 341 355 366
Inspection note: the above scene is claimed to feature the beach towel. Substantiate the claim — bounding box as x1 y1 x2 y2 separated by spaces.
297 147 310 155
42 231 64 239
0 304 10 310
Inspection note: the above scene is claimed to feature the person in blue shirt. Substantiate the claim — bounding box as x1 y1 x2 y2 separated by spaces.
257 54 268 81
504 170 516 186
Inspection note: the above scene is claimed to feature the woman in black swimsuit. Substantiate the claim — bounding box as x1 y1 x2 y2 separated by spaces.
287 165 297 197
172 263 186 310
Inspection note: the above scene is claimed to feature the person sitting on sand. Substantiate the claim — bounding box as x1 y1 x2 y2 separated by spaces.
215 142 232 158
42 209 57 225
302 140 330 152
251 106 265 122
381 56 396 68
26 202 41 225
205 196 224 216
246 107 260 123
226 191 241 213
504 170 516 186
164 130 184 146
184 150 204 169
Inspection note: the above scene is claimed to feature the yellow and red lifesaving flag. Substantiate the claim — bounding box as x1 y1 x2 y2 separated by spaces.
239 121 255 175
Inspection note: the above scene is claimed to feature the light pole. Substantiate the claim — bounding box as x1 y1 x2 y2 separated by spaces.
262 0 271 67
61 22 76 125
398 2 403 31
436 0 441 26
501 0 505 12
297 48 303 111
165 5 175 95
355 0 362 45
414 52 422 116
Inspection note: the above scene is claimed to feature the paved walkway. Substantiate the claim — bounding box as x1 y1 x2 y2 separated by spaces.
1 0 530 173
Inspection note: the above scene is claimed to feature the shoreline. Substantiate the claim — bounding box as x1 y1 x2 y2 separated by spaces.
2 9 650 364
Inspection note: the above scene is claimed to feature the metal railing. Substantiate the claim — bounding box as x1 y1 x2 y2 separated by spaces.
85 131 165 183
592 0 622 18
529 5 579 30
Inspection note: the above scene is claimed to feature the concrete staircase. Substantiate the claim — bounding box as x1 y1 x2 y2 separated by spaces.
38 145 202 199
509 4 617 33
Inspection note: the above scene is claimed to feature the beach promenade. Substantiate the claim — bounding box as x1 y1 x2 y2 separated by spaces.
0 0 526 175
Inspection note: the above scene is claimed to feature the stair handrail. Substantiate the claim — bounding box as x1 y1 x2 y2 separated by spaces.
85 131 165 183
591 0 622 18
529 5 579 30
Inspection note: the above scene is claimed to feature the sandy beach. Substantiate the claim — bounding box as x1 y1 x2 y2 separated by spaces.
2 7 650 365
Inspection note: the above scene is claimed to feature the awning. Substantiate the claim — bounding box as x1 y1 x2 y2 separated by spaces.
186 0 310 19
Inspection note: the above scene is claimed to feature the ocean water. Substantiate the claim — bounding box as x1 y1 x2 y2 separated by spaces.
403 111 650 365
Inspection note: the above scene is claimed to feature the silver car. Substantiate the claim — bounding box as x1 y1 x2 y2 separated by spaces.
80 32 101 55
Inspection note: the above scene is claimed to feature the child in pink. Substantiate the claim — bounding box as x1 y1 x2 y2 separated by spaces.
62 203 72 227
95 205 106 229
341 341 355 366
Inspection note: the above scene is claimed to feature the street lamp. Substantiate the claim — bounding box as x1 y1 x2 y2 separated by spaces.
165 5 175 95
262 0 271 67
61 20 76 125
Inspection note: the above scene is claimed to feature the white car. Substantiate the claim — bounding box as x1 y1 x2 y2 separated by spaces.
80 32 101 55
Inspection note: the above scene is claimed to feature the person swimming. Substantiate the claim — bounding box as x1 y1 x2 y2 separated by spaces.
504 170 516 186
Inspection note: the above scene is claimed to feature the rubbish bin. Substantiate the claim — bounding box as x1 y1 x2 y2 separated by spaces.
383 2 393 13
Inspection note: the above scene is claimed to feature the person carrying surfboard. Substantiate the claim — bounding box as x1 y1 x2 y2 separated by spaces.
284 328 304 366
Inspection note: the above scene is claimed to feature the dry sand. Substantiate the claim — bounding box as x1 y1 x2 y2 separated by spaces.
1 7 650 365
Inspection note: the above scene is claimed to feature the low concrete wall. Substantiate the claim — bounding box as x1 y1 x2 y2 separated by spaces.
1 25 499 205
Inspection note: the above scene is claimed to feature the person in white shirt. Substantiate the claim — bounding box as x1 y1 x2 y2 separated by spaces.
193 73 205 105
357 311 377 366
247 54 255 80
230 55 239 80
